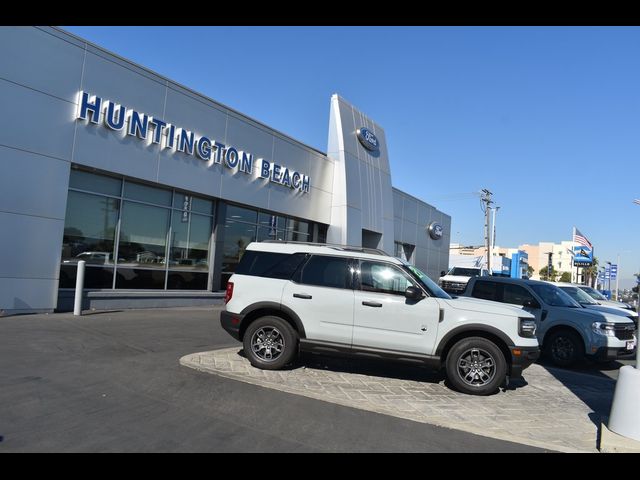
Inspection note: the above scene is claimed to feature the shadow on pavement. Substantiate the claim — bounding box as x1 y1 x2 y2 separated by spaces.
537 355 619 429
236 348 529 395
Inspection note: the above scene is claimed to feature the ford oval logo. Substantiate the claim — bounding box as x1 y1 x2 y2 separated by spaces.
428 222 443 240
357 127 379 152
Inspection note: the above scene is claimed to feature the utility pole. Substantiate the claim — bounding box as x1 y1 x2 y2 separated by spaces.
480 189 493 275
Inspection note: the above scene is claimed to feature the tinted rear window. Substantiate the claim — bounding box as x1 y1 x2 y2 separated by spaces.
299 255 353 289
471 281 500 301
235 251 307 280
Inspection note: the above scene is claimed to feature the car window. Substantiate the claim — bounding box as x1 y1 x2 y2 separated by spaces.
359 261 415 295
530 284 581 307
503 284 535 306
560 286 598 305
450 267 481 277
471 281 500 301
299 255 353 289
235 251 307 280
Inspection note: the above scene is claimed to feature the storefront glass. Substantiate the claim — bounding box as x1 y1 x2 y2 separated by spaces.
60 168 214 291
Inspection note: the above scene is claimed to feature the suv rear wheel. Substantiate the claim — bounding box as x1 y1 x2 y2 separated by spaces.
243 316 298 370
445 337 507 396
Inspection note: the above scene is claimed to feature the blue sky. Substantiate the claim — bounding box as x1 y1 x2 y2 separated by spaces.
63 26 640 288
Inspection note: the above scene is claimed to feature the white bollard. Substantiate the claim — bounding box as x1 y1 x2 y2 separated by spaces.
73 260 85 316
608 365 640 442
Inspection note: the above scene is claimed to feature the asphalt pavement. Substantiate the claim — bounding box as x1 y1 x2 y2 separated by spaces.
0 306 550 452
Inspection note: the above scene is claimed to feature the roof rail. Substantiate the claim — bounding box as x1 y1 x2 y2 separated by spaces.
260 240 388 256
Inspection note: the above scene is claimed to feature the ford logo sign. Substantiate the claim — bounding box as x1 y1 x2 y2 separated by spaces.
428 222 443 240
356 127 379 152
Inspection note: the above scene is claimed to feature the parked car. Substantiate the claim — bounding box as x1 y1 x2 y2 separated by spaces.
438 266 490 295
220 241 539 396
577 285 636 312
463 277 637 367
556 284 638 326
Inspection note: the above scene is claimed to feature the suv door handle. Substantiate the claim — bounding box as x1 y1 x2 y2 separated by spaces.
293 293 313 300
362 301 382 308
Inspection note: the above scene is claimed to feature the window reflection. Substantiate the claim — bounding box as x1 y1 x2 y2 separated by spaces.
61 190 119 265
170 211 211 270
118 201 169 269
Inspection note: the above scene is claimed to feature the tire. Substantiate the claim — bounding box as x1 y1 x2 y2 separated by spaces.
243 316 298 370
544 329 584 368
445 337 507 396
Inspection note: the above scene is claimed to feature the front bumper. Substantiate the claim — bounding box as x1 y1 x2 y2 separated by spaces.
592 345 637 361
510 346 540 378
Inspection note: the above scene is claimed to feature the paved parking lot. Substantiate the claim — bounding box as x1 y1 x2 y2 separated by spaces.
0 307 548 452
182 346 617 452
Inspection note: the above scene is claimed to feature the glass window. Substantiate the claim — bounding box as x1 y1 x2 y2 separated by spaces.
115 268 166 289
317 225 328 243
285 230 310 242
472 281 499 302
286 218 310 234
503 284 535 306
118 201 169 269
299 255 353 289
167 271 208 290
530 284 581 307
235 251 307 280
60 265 114 289
226 204 257 224
360 261 415 295
69 169 122 196
169 211 211 270
123 181 172 206
172 192 213 215
61 191 119 265
257 226 285 242
222 220 257 273
258 212 286 229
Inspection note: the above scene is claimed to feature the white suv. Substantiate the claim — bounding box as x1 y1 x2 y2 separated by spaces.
220 241 539 396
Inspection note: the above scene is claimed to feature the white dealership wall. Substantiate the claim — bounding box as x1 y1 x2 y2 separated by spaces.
0 26 450 315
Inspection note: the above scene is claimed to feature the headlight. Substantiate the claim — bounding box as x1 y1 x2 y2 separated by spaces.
592 322 616 337
518 318 537 338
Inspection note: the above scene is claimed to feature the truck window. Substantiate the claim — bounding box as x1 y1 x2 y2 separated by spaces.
503 284 535 306
471 281 500 302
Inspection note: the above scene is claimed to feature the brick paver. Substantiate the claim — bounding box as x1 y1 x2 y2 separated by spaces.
180 348 614 452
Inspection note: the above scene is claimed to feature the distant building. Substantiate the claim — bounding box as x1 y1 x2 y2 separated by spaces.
450 240 579 281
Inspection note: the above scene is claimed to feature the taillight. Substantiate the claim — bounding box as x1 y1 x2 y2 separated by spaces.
224 282 234 304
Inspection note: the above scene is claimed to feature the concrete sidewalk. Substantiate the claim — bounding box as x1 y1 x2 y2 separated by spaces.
181 347 617 453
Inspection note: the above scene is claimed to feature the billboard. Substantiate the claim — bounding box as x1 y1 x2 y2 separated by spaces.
573 245 593 266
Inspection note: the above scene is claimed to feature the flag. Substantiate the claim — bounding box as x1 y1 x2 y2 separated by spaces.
573 227 592 248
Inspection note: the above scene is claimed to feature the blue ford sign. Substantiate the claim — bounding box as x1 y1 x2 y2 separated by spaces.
356 127 379 152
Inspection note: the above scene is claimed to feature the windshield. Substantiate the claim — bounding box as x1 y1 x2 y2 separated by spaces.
579 286 608 301
559 286 599 305
530 284 582 308
448 267 481 277
405 263 452 299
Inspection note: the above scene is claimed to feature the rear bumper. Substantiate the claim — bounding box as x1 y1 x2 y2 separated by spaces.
510 346 540 378
220 310 243 341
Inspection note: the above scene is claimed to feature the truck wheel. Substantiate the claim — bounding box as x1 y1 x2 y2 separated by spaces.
544 329 584 368
445 337 507 396
243 316 298 370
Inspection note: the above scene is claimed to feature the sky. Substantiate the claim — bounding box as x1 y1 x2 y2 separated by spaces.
63 26 640 288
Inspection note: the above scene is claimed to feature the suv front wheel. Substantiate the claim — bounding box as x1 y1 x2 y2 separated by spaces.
243 316 298 370
445 337 507 396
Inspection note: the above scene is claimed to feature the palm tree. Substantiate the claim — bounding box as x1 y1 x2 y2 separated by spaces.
582 257 599 287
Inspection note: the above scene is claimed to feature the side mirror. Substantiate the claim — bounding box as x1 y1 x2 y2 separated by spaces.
440 271 446 277
405 286 423 300
523 299 541 309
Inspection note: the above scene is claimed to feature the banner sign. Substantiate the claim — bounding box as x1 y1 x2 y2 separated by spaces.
573 245 593 266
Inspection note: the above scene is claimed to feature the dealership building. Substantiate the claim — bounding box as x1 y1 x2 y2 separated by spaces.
0 26 451 315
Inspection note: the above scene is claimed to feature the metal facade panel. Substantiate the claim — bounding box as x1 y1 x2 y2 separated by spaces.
0 26 84 101
0 212 64 280
0 146 70 220
0 81 76 161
